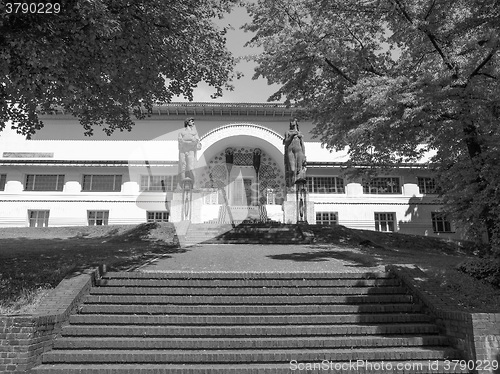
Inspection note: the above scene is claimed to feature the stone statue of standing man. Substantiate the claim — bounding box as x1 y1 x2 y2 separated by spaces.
283 118 306 187
178 117 201 186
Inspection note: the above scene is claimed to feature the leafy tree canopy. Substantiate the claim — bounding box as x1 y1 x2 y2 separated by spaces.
0 0 238 137
244 0 500 247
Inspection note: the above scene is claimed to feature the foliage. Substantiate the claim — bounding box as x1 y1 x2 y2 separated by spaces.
457 257 500 288
0 0 238 137
243 0 500 248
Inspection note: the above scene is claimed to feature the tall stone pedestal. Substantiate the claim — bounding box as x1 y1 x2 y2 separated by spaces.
283 190 314 224
171 190 203 223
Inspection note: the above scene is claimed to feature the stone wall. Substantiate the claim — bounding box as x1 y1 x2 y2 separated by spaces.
0 268 101 373
388 265 500 374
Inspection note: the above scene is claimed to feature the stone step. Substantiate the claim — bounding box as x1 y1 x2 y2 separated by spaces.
181 224 305 243
82 294 413 304
184 225 305 243
187 230 298 236
208 230 301 237
189 223 234 228
53 335 449 350
42 347 459 364
60 323 439 337
96 277 402 287
100 271 392 279
89 286 407 296
68 313 432 325
221 232 301 238
184 240 299 246
31 270 469 374
195 237 306 244
31 362 471 374
185 232 224 238
184 236 302 243
186 227 222 231
79 303 422 315
185 229 227 235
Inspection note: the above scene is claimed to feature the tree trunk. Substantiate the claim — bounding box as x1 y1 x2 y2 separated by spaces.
462 119 494 245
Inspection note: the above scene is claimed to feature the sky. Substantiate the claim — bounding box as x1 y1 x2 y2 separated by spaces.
174 4 282 104
25 4 289 140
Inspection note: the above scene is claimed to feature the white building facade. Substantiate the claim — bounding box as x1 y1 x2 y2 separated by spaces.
0 103 458 240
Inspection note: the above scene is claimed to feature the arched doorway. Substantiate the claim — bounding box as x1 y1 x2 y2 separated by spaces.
199 146 285 205
197 125 286 223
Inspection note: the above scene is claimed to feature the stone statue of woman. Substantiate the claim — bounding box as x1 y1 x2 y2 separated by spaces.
283 118 306 187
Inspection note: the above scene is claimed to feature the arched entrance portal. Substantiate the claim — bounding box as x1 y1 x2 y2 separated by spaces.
197 124 286 223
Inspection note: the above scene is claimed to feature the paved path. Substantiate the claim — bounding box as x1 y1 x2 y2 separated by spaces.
139 243 385 273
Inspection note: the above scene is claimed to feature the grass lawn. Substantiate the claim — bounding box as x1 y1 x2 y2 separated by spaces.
0 223 183 314
305 225 500 312
0 222 499 315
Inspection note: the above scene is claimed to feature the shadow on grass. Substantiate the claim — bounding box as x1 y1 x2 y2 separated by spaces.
68 222 159 242
306 224 476 256
0 224 185 308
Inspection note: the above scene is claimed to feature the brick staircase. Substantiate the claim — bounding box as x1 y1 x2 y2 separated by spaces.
183 223 308 245
181 223 233 245
32 271 469 373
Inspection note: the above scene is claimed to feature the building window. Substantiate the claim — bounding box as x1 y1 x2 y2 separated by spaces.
375 212 396 232
83 175 122 192
147 211 169 223
25 174 64 191
265 188 280 205
363 177 401 194
140 175 178 191
432 212 454 233
88 210 109 226
0 174 6 191
28 210 49 227
306 177 345 193
417 177 437 194
316 212 338 225
203 188 220 205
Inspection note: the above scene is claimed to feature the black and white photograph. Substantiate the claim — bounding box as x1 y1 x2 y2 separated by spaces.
1 0 499 373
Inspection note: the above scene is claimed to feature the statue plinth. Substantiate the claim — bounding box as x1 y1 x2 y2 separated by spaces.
295 178 307 224
181 178 193 221
283 182 314 224
171 178 202 223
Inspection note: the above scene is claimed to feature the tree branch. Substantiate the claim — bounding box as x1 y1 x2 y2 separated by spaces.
363 65 385 77
424 0 436 20
279 0 304 29
330 19 386 78
468 47 499 82
424 30 457 74
438 112 459 121
390 0 414 24
390 0 457 75
477 72 497 80
324 57 356 85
